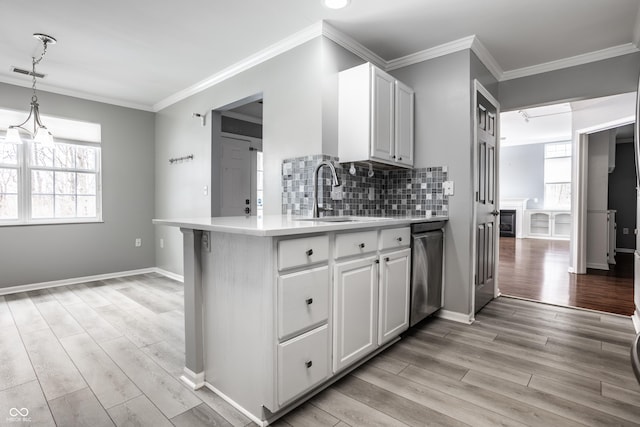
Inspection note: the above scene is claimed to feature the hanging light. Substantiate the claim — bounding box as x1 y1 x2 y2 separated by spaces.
4 33 57 145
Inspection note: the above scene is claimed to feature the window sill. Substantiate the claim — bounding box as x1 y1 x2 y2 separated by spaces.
0 219 104 227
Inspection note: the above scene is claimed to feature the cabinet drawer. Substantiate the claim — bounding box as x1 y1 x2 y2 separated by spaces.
278 266 329 341
278 235 329 270
379 227 410 251
335 230 377 259
277 325 329 406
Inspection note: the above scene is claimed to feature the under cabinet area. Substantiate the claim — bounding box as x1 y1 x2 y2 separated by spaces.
338 62 415 168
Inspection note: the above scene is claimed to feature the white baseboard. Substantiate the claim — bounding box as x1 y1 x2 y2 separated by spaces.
633 310 640 333
181 367 205 390
155 268 184 283
0 267 183 296
586 263 610 271
437 309 474 324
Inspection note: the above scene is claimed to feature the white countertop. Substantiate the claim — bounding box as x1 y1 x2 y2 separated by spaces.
153 214 448 237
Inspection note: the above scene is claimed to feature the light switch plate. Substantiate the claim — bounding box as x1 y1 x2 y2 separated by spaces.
443 181 454 196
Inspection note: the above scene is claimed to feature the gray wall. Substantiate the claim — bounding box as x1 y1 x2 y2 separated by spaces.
390 50 498 316
155 38 351 275
608 142 637 250
0 82 155 288
499 144 545 209
499 52 640 111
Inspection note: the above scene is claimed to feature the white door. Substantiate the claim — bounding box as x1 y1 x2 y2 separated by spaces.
220 136 251 216
474 83 500 313
333 255 378 373
394 81 414 167
378 248 411 345
370 67 395 162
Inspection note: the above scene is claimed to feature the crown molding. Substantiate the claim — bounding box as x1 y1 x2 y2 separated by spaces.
320 22 387 69
470 37 503 82
501 43 640 81
0 74 154 112
153 22 324 112
386 35 474 71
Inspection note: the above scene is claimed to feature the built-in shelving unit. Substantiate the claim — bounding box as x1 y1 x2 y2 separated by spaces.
524 210 571 240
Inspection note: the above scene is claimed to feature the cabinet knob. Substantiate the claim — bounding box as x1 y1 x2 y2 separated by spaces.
385 257 390 262
305 360 313 368
305 298 313 305
398 157 403 161
306 249 313 256
359 243 365 249
375 259 380 264
392 155 396 159
396 237 402 242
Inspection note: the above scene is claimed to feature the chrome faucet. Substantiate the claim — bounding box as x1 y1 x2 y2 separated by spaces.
313 160 341 218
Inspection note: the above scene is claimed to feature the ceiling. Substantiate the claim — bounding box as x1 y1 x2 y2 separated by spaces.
2 0 640 112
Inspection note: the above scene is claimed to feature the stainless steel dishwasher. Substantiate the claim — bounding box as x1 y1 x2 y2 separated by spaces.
410 221 445 326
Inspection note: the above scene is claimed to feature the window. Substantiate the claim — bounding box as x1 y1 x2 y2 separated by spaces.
544 142 571 209
0 108 101 225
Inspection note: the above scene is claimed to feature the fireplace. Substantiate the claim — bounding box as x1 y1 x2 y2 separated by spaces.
500 210 516 237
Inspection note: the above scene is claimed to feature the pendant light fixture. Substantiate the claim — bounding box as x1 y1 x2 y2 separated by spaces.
4 33 57 145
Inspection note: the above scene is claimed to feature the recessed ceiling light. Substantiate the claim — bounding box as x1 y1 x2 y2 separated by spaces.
323 0 351 10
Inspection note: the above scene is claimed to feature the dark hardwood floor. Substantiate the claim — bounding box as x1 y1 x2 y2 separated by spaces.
498 237 635 316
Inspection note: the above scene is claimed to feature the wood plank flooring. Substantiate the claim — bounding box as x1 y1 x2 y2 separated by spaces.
1 273 638 426
498 237 636 316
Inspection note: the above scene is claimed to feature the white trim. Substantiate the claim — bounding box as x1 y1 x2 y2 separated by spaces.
153 22 324 112
0 74 154 112
0 267 158 296
204 382 267 427
180 367 205 390
616 247 635 254
437 309 474 324
501 295 635 318
155 268 184 283
386 36 475 71
633 310 640 333
221 111 263 125
501 43 640 81
0 267 183 296
321 22 386 69
470 37 503 82
586 262 610 270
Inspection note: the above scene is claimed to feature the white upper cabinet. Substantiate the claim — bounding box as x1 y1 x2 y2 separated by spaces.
338 63 415 168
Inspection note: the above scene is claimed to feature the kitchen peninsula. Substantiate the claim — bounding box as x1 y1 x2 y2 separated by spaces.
153 214 447 425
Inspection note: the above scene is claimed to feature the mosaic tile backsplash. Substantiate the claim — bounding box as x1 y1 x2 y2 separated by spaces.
281 154 448 217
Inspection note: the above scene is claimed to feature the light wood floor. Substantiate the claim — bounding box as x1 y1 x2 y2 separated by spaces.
498 237 636 316
1 273 639 426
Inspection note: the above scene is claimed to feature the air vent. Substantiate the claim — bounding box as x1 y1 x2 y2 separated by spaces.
10 66 45 79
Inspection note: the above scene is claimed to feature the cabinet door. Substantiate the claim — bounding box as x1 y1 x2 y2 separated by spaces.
394 81 414 167
370 67 395 162
378 248 411 345
333 256 378 373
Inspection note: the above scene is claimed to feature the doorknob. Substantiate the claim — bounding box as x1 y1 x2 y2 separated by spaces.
491 210 500 216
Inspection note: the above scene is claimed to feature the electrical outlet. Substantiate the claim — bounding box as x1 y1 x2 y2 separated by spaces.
623 228 629 235
202 231 211 252
331 185 343 200
203 185 208 196
443 181 454 196
135 238 142 247
368 187 375 201
160 238 164 248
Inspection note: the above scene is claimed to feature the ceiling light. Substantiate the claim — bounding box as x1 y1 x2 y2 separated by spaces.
323 0 350 10
3 33 57 145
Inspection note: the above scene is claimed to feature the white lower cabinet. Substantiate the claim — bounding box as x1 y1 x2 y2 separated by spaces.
378 248 411 345
277 325 329 405
333 255 379 372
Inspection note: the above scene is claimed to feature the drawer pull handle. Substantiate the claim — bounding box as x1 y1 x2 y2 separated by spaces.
306 249 313 256
397 237 403 242
305 360 313 368
359 243 365 249
385 257 390 262
306 298 313 305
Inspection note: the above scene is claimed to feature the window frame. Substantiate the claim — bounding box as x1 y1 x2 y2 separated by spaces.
0 136 103 226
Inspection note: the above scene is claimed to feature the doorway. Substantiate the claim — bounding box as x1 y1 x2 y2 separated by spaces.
497 95 637 316
211 96 263 217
